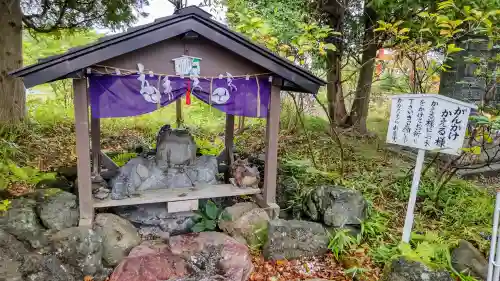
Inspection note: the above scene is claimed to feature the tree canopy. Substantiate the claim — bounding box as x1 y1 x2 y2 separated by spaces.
21 0 148 32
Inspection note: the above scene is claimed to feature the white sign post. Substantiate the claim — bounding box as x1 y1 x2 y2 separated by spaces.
386 94 477 243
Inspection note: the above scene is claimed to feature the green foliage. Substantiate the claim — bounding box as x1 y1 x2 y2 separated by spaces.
399 232 452 267
344 266 369 279
191 200 231 232
247 223 269 251
226 0 334 67
23 30 103 107
368 232 454 269
111 152 138 167
0 160 56 191
21 0 146 32
279 159 339 218
374 0 499 94
195 137 224 156
328 229 358 259
0 199 11 213
369 243 400 264
360 209 390 243
376 0 499 53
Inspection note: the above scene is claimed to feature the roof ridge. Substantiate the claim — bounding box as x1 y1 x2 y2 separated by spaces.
11 9 326 93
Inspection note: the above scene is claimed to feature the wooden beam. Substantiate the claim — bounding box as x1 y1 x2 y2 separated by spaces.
262 78 282 216
99 151 119 170
93 183 260 208
176 98 182 128
225 114 235 164
73 78 94 226
90 117 101 176
224 114 235 182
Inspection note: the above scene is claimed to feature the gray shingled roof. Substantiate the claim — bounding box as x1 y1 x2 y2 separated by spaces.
11 6 325 93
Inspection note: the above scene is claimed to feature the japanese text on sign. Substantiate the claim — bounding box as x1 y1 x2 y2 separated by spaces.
386 94 476 155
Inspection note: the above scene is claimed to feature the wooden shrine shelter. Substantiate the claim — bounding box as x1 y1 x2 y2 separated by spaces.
10 6 326 226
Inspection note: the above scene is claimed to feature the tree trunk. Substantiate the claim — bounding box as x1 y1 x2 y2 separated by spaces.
0 0 25 124
350 5 377 133
324 0 348 126
326 50 348 125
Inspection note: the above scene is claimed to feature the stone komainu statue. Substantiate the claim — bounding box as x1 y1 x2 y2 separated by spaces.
155 125 197 170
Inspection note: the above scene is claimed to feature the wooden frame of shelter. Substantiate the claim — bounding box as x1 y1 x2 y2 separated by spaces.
10 6 325 226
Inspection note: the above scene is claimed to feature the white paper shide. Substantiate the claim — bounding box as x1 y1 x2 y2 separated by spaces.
386 94 477 155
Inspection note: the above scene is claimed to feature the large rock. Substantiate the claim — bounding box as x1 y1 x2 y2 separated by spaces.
23 255 79 281
94 213 141 266
0 228 30 259
109 241 189 281
37 190 79 230
304 186 367 227
0 199 48 248
110 232 252 281
0 229 78 281
219 202 270 247
0 229 29 281
168 232 253 281
0 252 23 281
115 203 195 237
382 258 454 281
451 240 488 280
263 219 329 260
50 226 103 276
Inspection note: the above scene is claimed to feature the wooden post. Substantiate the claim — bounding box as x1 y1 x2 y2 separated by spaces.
176 99 182 128
73 78 94 226
261 78 282 218
90 116 101 176
224 114 235 182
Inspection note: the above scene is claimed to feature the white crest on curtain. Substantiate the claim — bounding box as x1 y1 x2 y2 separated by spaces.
211 87 230 104
137 63 161 103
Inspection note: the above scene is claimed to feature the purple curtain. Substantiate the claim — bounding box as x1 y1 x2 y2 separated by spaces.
88 74 272 118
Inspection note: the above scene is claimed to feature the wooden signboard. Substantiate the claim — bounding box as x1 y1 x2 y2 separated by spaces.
386 94 477 243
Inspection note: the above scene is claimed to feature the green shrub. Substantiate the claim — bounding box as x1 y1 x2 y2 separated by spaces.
111 152 138 167
328 229 358 259
191 200 231 232
0 160 56 191
0 199 11 212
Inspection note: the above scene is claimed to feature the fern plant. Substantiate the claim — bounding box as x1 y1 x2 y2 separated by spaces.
399 232 452 268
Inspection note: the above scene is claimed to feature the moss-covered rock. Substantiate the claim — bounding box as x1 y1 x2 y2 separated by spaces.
382 258 454 281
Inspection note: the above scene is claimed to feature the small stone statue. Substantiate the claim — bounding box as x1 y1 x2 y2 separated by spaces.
230 158 259 189
156 126 197 169
108 127 219 200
